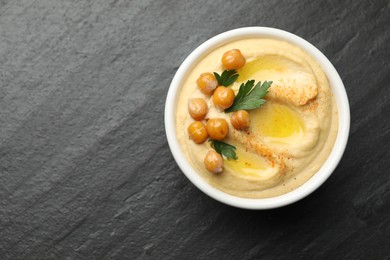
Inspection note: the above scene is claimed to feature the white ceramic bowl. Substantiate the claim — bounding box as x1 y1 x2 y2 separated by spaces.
164 27 350 209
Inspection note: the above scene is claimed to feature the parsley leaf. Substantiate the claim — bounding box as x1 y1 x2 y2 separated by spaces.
210 140 238 160
213 70 239 87
225 80 273 113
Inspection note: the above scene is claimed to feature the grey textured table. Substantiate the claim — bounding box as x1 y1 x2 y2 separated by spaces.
1 0 389 259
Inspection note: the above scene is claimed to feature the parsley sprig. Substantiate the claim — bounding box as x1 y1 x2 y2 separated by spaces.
206 70 273 161
210 140 237 160
213 69 239 87
225 80 273 113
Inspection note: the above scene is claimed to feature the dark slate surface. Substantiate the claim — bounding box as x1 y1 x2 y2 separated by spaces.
0 0 389 259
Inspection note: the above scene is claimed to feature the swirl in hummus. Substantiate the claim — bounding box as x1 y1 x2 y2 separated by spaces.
176 38 338 198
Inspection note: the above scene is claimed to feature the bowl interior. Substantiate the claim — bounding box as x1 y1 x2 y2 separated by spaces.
165 27 350 209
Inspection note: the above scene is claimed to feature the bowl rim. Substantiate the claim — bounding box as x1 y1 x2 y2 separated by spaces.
164 27 350 209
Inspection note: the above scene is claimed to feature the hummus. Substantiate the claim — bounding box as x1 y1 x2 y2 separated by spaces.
175 38 338 198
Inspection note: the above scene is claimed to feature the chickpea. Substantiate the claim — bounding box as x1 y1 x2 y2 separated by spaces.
187 121 208 144
206 118 229 140
196 72 218 95
221 49 246 70
231 110 250 130
212 86 235 110
204 150 224 173
188 98 208 120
